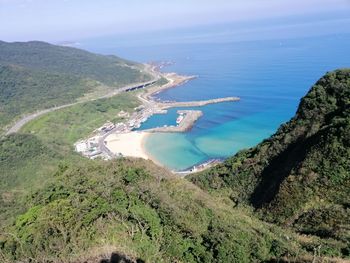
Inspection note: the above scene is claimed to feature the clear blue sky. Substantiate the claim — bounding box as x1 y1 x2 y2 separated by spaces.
1 0 350 41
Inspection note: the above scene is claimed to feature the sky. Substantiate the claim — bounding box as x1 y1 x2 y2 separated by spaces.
1 0 350 42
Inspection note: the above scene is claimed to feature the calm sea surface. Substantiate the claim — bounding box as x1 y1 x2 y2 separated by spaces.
80 34 350 170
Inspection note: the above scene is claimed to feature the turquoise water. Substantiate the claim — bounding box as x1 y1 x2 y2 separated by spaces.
80 34 350 170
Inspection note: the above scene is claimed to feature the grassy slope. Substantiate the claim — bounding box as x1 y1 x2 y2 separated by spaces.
0 93 139 226
22 92 140 153
0 80 311 262
0 44 348 261
0 64 97 130
0 134 61 225
189 69 350 257
0 41 151 87
0 158 304 263
0 41 152 132
0 89 344 262
0 84 305 261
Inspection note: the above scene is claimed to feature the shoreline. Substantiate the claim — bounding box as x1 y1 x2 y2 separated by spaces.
103 131 166 169
76 63 239 173
104 131 150 160
142 72 197 100
101 71 194 165
140 133 166 168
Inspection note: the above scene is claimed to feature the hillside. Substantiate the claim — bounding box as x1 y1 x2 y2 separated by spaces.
0 41 349 262
0 70 348 262
0 136 306 262
0 93 141 225
0 125 294 262
0 41 151 86
0 41 152 132
189 69 350 255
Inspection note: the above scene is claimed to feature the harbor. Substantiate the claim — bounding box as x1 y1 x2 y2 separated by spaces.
146 110 203 133
74 64 240 172
158 97 240 109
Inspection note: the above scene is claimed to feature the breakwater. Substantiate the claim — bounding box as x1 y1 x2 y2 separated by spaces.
159 96 240 109
146 110 203 133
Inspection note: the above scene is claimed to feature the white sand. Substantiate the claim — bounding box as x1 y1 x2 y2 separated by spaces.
104 131 149 159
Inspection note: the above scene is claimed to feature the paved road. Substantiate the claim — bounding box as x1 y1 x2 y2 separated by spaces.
98 127 118 159
5 104 75 135
4 77 159 136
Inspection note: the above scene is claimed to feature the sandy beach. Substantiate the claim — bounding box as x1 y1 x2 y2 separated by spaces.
75 66 238 171
104 131 150 159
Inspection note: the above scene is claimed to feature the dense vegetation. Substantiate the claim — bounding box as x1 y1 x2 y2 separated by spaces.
0 41 151 87
0 64 96 129
0 41 349 262
0 41 152 133
0 156 305 262
189 69 350 258
0 91 141 230
0 134 71 232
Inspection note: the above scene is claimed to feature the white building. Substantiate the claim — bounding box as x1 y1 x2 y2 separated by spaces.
75 141 88 152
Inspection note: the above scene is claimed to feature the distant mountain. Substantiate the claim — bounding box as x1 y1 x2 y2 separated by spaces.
0 41 150 86
190 69 350 251
0 41 152 132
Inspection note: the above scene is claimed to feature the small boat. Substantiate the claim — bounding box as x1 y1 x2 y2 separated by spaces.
176 115 184 124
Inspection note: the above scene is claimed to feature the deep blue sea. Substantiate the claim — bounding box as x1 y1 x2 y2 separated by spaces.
79 34 350 170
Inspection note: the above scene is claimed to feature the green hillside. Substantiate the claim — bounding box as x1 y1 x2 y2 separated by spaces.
0 92 141 226
190 69 350 255
0 151 304 263
22 92 140 154
0 64 96 129
0 41 151 86
0 42 349 263
0 41 152 133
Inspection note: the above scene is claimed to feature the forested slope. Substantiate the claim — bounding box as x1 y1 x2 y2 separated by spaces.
0 41 150 86
0 149 305 263
1 43 349 261
190 69 350 256
0 41 151 132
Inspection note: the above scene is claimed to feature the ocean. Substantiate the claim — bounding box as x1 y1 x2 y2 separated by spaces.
79 33 350 171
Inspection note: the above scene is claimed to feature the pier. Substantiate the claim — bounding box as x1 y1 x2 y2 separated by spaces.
146 110 203 133
75 68 241 167
158 96 240 109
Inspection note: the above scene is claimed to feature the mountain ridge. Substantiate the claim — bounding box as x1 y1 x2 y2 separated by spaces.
189 69 350 251
0 41 349 261
0 41 152 133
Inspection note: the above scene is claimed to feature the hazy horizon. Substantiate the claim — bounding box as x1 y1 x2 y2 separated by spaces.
1 0 350 43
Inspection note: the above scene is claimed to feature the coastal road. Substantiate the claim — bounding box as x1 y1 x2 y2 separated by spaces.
5 103 75 135
4 73 160 136
98 128 118 159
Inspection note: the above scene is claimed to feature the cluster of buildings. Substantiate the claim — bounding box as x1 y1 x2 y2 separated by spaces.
74 106 163 160
95 121 115 134
75 121 119 160
126 105 166 130
74 136 105 159
74 103 190 161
